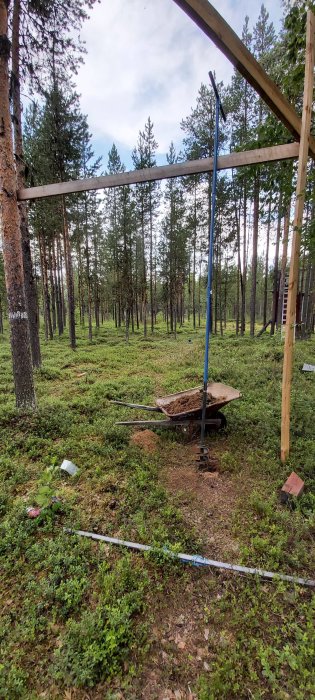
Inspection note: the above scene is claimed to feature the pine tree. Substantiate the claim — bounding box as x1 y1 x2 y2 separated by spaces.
9 0 98 365
104 144 125 328
160 143 187 335
249 5 276 336
132 117 159 334
0 0 35 408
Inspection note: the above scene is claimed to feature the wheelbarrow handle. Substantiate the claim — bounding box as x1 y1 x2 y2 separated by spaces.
110 400 162 412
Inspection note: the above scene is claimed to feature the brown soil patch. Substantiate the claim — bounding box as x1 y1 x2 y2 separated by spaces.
165 393 225 416
128 441 245 698
130 429 160 453
161 442 241 561
134 574 218 699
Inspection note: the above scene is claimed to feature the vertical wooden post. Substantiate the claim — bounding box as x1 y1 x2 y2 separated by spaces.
281 10 314 463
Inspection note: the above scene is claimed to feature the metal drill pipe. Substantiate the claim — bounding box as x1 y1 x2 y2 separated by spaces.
65 529 315 588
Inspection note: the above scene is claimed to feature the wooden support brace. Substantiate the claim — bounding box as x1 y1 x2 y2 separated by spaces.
18 142 299 201
281 11 315 463
173 0 315 158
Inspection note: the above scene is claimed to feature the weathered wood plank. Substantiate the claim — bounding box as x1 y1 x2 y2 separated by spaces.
18 142 299 201
172 0 315 158
281 11 315 463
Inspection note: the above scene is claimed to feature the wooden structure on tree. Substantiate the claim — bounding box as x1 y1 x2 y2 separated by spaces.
0 0 314 457
280 10 314 463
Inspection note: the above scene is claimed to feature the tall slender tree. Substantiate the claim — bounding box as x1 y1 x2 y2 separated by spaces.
0 0 35 408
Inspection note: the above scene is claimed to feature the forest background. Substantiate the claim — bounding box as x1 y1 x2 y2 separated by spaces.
0 0 314 362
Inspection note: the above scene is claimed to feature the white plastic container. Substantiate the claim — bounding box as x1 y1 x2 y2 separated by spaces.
60 459 79 476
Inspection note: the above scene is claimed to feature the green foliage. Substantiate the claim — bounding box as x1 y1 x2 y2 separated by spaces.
197 583 315 700
0 664 28 700
51 602 132 687
51 554 148 687
34 464 59 507
0 325 313 699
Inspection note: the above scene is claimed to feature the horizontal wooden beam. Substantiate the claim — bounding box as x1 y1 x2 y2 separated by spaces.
173 0 315 159
18 142 299 201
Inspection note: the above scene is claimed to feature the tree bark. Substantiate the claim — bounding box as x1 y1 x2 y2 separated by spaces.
263 198 272 326
149 185 154 333
233 187 241 335
250 175 259 336
84 197 93 342
39 232 53 340
270 199 282 335
52 238 63 336
0 0 36 408
49 243 56 332
0 296 3 333
241 181 247 335
61 196 76 349
11 0 41 367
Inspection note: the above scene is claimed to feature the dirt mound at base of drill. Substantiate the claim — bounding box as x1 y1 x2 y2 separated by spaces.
130 429 160 453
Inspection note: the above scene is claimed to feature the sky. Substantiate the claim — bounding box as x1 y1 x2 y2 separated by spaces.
76 0 284 170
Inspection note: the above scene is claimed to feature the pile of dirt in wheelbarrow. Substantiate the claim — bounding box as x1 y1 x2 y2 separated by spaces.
165 392 226 415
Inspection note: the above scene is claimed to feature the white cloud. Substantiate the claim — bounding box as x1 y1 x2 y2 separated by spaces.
76 0 283 164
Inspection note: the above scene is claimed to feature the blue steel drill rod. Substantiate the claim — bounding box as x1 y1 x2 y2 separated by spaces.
199 72 226 461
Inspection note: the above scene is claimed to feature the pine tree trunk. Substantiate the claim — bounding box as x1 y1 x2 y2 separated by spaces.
198 259 201 327
224 258 228 330
263 199 272 326
250 176 259 336
187 250 191 323
57 235 66 329
270 201 282 336
11 0 41 368
39 232 53 340
141 207 147 337
214 238 219 335
84 199 93 342
77 240 84 326
49 244 56 332
93 231 100 330
0 296 3 334
61 197 76 349
241 183 247 335
52 238 63 336
0 1 35 408
149 187 154 333
234 196 241 335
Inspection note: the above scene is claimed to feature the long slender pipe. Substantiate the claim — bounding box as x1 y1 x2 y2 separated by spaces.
200 73 225 456
65 529 315 588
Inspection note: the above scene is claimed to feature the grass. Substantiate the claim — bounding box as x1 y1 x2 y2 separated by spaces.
0 319 314 699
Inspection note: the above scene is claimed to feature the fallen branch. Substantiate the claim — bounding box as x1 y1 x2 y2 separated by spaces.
256 319 271 337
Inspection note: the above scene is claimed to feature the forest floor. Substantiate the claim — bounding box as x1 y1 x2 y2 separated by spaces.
0 321 314 700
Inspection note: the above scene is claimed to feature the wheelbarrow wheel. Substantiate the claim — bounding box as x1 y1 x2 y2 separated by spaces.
205 411 227 434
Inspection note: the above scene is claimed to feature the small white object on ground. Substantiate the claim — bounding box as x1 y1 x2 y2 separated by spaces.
60 459 79 476
302 363 315 372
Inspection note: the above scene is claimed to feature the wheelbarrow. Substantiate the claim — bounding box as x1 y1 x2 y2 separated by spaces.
111 382 241 431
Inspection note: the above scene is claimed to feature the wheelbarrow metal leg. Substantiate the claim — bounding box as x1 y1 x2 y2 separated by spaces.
116 418 222 428
110 400 161 412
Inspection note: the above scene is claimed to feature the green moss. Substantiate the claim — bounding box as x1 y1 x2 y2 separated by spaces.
0 322 314 697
